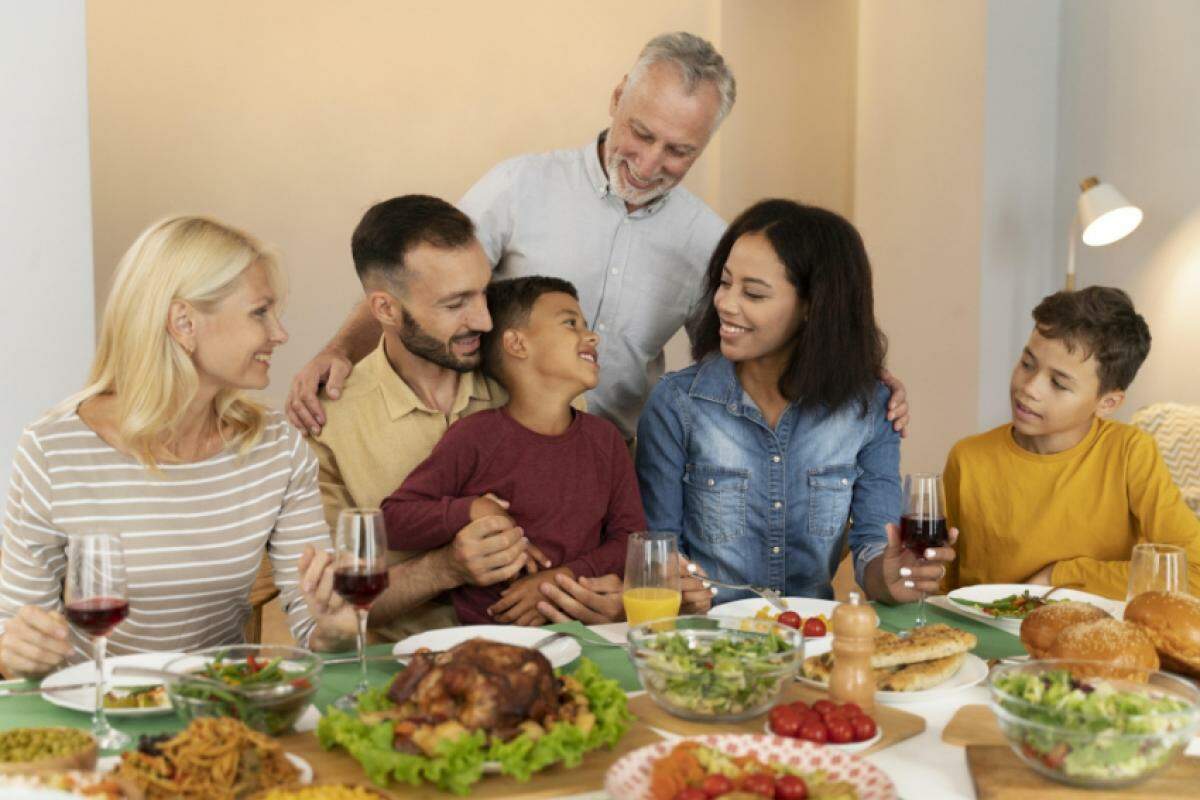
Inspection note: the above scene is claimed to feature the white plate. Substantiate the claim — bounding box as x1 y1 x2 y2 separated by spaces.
798 636 989 704
98 752 312 783
392 626 582 669
762 720 883 753
605 734 897 800
943 584 1125 633
711 596 840 621
40 652 183 715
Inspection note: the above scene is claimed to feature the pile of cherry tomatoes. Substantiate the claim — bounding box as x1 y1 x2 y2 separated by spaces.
767 699 878 745
671 771 811 800
774 611 827 638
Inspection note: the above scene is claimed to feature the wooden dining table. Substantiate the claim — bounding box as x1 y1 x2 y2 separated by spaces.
5 599 1167 800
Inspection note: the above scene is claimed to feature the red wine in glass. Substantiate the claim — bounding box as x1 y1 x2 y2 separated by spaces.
900 514 949 556
65 597 130 637
333 569 389 609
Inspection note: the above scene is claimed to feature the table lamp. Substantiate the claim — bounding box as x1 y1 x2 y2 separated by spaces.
1066 176 1143 289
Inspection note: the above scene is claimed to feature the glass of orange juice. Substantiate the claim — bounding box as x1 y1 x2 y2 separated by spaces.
623 531 682 626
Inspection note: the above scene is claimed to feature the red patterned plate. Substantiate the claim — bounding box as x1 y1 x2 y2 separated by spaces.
604 733 897 800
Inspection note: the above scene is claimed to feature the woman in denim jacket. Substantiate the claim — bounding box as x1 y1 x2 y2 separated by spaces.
636 200 957 604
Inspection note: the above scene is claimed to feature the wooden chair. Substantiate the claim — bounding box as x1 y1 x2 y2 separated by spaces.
245 555 280 644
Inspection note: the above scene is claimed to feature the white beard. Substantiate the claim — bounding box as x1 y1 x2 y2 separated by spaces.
606 153 677 207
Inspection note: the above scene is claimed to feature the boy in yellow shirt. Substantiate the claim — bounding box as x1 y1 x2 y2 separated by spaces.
944 287 1200 599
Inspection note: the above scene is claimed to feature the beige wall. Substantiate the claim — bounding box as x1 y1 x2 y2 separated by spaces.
853 1 988 475
87 0 861 396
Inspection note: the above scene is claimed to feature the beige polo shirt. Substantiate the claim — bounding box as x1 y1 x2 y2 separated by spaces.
309 340 507 640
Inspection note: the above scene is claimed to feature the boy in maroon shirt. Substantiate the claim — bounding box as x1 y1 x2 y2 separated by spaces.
382 277 645 625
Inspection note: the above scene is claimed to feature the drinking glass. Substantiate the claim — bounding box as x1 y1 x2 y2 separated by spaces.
1127 543 1188 601
65 533 130 750
901 473 949 628
331 508 389 711
622 532 681 626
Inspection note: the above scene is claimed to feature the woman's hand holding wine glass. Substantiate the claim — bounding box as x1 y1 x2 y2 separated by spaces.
0 604 73 679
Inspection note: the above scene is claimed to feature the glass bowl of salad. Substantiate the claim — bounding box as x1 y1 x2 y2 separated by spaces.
989 659 1200 788
163 645 322 736
628 615 804 722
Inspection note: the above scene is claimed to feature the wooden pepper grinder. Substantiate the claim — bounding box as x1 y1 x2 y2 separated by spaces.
829 591 878 714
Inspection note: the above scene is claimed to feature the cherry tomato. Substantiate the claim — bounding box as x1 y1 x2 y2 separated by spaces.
797 718 828 744
775 775 809 800
811 699 837 717
787 700 809 714
839 702 862 716
802 617 827 637
850 715 878 742
827 718 854 744
701 773 735 797
674 789 708 800
768 707 803 738
740 773 776 798
777 611 802 629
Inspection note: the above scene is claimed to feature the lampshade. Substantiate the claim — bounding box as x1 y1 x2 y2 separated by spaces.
1078 176 1143 246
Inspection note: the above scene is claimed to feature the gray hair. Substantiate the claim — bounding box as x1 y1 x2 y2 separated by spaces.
626 32 737 126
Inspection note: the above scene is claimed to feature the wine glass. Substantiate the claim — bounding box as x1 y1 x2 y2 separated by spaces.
331 508 389 711
65 533 130 751
1127 543 1188 601
900 473 948 629
622 532 681 627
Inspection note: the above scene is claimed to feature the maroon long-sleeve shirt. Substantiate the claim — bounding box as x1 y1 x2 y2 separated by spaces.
381 408 645 624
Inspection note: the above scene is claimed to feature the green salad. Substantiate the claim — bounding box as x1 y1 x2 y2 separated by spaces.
993 669 1197 782
639 630 796 718
316 659 630 796
174 650 314 735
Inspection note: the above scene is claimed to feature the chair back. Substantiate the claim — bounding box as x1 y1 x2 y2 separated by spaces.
1132 402 1200 515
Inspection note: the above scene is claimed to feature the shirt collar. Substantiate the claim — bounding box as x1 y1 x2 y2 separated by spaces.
689 354 744 410
583 130 671 217
365 338 496 421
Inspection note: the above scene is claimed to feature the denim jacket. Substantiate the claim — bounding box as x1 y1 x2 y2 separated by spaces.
635 355 901 602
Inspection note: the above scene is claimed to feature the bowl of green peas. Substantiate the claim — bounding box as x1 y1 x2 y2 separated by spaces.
163 645 322 735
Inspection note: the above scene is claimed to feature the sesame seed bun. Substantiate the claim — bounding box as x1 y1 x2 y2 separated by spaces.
1124 591 1200 681
1047 618 1160 681
1019 601 1111 659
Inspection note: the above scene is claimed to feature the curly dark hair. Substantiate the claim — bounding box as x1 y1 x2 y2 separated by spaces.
691 199 886 415
1032 287 1151 392
482 276 579 380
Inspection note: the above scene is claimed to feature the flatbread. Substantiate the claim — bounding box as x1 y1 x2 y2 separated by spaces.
801 650 967 692
870 624 976 668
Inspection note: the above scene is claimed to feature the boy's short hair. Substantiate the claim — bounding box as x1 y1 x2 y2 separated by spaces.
1032 286 1152 393
482 276 579 379
351 195 474 291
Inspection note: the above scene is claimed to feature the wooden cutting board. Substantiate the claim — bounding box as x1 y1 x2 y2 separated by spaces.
966 745 1200 799
277 723 661 799
942 703 1006 746
627 683 924 756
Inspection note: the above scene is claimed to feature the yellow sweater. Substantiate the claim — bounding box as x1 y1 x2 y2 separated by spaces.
944 418 1200 600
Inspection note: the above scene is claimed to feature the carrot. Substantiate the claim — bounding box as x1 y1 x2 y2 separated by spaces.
649 742 706 800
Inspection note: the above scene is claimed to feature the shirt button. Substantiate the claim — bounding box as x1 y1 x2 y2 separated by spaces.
597 323 606 331
773 501 782 510
772 455 781 463
772 546 781 555
706 479 715 487
727 403 737 413
841 478 850 486
611 268 619 275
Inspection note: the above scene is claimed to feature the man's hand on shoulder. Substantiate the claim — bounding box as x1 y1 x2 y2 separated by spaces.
881 369 911 438
287 346 354 436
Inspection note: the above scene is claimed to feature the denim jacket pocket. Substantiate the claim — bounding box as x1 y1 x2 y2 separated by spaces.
683 463 750 544
807 464 858 539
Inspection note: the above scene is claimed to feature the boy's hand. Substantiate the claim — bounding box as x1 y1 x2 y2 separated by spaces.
488 567 573 624
469 493 513 523
881 523 958 602
881 369 911 438
523 543 553 575
536 573 624 624
1025 563 1055 585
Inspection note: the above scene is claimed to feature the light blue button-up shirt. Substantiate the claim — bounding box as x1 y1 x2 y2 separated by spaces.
635 355 901 601
458 133 727 438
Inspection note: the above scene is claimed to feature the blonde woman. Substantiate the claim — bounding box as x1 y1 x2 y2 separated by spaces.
0 216 354 679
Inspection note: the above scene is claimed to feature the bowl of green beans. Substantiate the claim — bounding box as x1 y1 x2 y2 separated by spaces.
163 645 322 736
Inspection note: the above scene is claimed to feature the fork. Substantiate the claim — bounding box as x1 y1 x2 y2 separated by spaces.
698 577 788 611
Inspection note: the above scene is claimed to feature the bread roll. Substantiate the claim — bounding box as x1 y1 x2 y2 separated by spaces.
1019 601 1110 659
1047 618 1159 681
1124 591 1200 681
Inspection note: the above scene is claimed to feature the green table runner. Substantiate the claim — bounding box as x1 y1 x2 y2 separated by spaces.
0 603 1020 750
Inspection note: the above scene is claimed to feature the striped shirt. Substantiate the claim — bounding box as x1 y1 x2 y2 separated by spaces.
0 409 330 662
